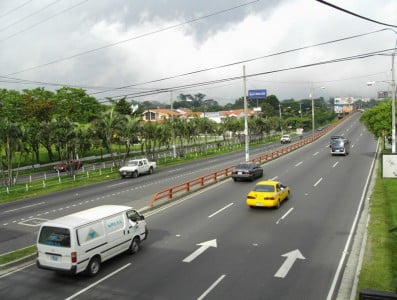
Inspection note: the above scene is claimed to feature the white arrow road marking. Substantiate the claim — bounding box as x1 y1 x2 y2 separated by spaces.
183 239 217 263
274 249 305 278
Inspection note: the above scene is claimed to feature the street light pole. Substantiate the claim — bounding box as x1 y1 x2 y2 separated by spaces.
243 65 249 162
310 85 315 136
170 91 177 158
391 52 396 153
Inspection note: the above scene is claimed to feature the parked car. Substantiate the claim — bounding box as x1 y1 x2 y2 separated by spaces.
231 162 263 182
280 134 291 144
53 160 83 172
246 179 290 208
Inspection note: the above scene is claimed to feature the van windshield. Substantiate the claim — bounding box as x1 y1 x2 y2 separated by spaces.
39 226 71 248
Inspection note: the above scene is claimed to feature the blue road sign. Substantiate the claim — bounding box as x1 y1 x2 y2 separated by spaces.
248 89 267 99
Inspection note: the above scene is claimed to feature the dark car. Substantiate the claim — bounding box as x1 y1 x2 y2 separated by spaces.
231 162 263 182
54 160 83 172
329 135 344 147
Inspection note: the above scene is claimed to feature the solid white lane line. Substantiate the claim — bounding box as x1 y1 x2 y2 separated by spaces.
313 152 319 156
197 274 226 300
208 203 234 218
313 178 323 187
276 207 294 224
295 162 303 167
4 202 45 213
65 263 131 300
332 162 339 168
326 138 379 300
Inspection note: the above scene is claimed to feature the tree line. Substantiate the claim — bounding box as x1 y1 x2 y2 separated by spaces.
0 86 337 186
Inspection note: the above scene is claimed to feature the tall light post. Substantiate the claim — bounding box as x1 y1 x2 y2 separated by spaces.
367 53 396 153
170 91 177 158
309 85 325 136
243 65 249 162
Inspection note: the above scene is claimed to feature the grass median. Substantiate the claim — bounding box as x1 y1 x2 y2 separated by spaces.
0 246 36 266
357 155 397 296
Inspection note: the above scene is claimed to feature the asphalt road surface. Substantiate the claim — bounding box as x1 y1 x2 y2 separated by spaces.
0 113 377 299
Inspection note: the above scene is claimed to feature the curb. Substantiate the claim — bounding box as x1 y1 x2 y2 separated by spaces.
0 253 36 276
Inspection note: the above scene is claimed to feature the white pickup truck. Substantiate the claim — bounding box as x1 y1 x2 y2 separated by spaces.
119 158 156 178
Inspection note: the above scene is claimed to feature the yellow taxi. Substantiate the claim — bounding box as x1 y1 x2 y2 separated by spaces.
246 180 290 208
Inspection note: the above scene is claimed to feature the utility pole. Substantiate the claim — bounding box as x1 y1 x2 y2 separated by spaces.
309 85 315 136
391 52 396 153
170 91 177 158
243 65 249 162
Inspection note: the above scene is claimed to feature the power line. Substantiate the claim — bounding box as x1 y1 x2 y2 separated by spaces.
1 29 393 93
0 0 89 43
96 48 395 102
316 0 397 27
0 0 61 33
0 0 32 19
4 0 260 76
89 28 393 95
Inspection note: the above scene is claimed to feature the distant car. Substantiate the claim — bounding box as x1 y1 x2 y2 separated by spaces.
329 135 345 147
246 180 290 208
330 138 350 156
53 160 83 172
280 134 291 144
231 162 263 182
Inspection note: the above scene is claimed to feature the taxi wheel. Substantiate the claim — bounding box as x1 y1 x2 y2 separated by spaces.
276 199 281 209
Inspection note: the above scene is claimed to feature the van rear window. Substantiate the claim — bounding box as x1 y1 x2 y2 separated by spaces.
39 226 70 248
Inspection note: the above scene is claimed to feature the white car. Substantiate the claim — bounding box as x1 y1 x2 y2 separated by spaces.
119 158 156 178
280 134 291 144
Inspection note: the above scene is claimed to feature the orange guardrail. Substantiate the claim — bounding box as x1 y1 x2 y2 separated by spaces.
149 112 353 208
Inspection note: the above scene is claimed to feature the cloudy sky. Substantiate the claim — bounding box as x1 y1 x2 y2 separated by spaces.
0 0 396 105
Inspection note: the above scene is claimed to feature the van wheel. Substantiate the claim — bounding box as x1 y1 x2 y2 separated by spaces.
128 237 140 254
86 257 101 277
132 171 138 178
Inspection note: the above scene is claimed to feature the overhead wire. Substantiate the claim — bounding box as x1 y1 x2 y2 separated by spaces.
0 0 89 43
0 0 32 19
3 0 260 76
94 48 395 103
315 0 397 27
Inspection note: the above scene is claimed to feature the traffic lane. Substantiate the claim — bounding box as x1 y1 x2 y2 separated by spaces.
0 127 372 296
0 140 276 224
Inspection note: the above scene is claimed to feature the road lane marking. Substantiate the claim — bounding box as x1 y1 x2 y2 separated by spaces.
197 274 226 300
295 162 303 167
276 207 294 224
4 202 45 213
271 176 278 180
109 182 127 187
313 178 323 187
326 137 379 300
65 263 131 300
208 203 234 218
313 152 319 156
332 162 339 168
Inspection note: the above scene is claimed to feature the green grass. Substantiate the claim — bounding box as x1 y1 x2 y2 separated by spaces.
357 157 397 296
0 246 36 265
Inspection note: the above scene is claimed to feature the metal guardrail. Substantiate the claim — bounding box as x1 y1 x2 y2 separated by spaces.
149 113 350 208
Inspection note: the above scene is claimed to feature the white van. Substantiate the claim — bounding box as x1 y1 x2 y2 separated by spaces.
36 205 147 276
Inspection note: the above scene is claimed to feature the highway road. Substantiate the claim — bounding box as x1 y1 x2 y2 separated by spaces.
0 132 300 254
0 113 378 299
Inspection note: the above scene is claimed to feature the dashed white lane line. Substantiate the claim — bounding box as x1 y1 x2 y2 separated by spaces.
314 178 323 187
276 207 294 224
197 274 226 300
208 203 234 218
332 162 339 168
313 152 319 156
272 176 278 180
295 161 303 167
4 202 45 213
